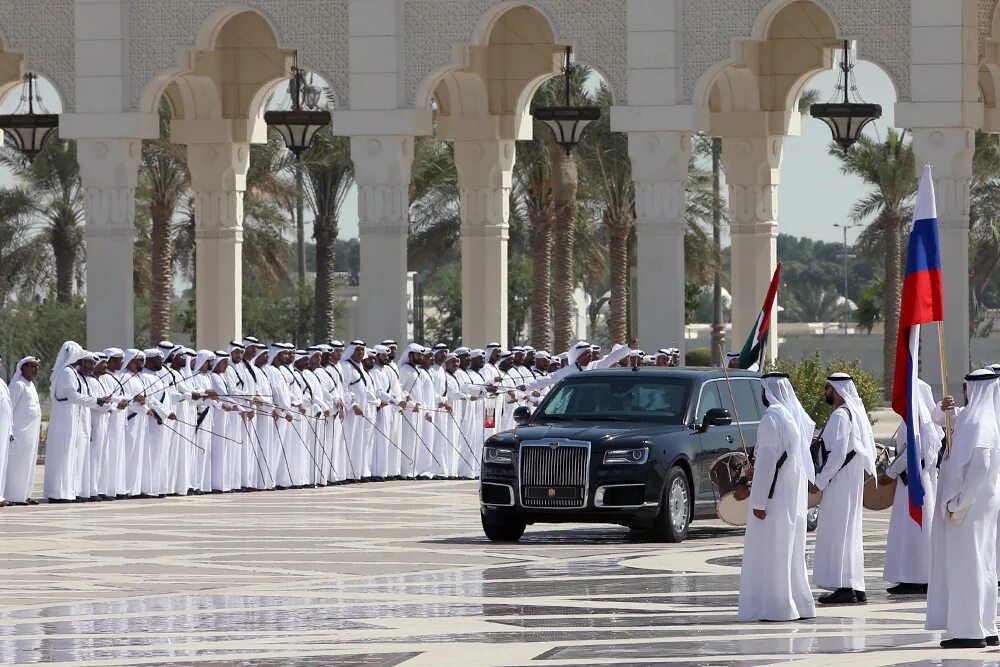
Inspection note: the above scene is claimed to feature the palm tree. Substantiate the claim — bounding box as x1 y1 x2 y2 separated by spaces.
532 64 594 352
968 132 1000 332
138 105 189 340
579 84 633 344
513 131 554 348
1 136 85 304
0 187 49 307
832 128 917 397
300 127 354 340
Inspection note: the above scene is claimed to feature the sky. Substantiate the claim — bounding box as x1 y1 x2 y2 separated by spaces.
2 59 897 249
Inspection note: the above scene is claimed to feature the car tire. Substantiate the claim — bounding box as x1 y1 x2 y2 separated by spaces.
481 510 527 542
806 507 819 533
651 466 691 543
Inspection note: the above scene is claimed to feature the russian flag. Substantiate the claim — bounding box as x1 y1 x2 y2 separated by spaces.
891 166 944 527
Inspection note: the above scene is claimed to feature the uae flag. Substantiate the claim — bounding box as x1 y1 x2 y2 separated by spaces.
737 262 782 370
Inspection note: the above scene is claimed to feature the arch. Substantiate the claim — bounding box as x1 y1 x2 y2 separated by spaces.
693 0 843 134
138 6 293 136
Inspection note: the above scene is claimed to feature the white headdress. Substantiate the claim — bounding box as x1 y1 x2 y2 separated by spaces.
763 373 817 482
826 372 877 475
10 356 40 388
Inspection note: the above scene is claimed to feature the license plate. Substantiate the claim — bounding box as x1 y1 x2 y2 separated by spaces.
523 486 581 500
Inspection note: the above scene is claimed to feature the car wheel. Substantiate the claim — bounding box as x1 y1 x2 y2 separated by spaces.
481 510 527 542
651 466 691 543
806 507 819 533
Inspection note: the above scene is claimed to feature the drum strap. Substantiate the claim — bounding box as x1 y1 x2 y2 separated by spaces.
767 452 788 499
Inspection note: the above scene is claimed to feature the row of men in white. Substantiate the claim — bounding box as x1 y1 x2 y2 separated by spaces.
739 369 1000 649
0 336 639 505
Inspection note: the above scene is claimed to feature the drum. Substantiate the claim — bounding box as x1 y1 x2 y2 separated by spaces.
863 475 896 511
710 452 751 527
808 488 822 509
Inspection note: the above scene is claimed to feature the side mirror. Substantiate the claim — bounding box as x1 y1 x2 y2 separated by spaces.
512 406 532 425
700 407 732 432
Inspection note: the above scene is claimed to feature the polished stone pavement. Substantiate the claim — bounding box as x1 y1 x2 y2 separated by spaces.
1 476 999 666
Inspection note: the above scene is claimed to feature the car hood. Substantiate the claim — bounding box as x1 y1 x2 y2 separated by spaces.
510 422 688 443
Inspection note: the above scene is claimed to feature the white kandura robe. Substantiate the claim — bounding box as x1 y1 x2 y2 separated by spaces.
927 403 1000 640
316 364 345 483
739 406 816 621
140 369 173 496
43 367 98 500
119 372 150 496
883 417 940 585
813 406 866 591
264 365 295 487
83 375 112 499
0 380 12 501
399 363 424 479
6 374 41 503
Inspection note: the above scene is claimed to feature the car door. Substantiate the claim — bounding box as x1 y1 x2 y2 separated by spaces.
693 380 740 512
728 378 762 457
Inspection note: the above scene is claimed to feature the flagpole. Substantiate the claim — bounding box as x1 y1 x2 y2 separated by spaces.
937 321 952 457
717 342 749 459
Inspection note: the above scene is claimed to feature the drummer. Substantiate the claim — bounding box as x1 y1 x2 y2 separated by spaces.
809 373 877 605
738 373 816 622
880 378 941 595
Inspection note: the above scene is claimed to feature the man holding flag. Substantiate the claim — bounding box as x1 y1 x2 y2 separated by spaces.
884 165 946 596
905 165 1000 649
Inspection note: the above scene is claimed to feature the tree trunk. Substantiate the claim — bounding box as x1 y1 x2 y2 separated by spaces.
150 203 174 341
882 212 903 399
607 211 631 344
550 144 579 353
314 214 338 341
529 212 553 349
52 238 75 305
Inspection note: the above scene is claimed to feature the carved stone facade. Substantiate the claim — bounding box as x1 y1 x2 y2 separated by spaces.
126 0 349 111
0 0 75 107
402 0 628 106
682 0 911 102
982 0 999 61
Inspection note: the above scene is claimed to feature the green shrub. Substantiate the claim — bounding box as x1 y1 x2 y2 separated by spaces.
768 351 883 425
685 347 712 367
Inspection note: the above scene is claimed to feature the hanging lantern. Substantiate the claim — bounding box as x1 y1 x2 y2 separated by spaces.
810 41 882 153
264 65 330 158
533 46 600 154
0 73 59 162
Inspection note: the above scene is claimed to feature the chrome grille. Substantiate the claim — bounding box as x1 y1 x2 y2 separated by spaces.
519 441 590 509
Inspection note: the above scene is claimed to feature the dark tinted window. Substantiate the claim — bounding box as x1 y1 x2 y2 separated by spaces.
731 379 761 422
697 382 724 421
538 376 690 424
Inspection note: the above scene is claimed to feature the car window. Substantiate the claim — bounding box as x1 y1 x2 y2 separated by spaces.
696 382 724 421
731 379 761 422
537 376 690 424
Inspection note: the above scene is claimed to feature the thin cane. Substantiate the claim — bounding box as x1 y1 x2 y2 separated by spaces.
240 415 271 488
358 411 414 465
247 416 276 488
303 411 340 482
399 412 445 471
161 421 206 453
427 413 477 472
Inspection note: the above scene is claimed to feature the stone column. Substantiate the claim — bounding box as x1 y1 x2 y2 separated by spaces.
721 136 783 363
628 131 690 354
454 139 514 348
351 135 413 345
77 138 142 349
912 128 975 389
186 142 249 349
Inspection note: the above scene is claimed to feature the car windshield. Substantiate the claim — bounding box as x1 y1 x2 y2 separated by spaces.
536 375 691 424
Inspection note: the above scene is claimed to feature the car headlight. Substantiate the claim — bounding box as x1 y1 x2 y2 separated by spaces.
483 446 514 465
604 447 649 465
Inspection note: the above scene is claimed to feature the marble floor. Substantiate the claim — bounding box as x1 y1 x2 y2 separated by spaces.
0 475 997 666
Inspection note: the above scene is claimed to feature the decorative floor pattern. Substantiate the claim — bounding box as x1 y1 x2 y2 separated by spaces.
1 475 999 665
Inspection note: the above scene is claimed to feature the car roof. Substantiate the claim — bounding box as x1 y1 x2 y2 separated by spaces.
567 367 761 381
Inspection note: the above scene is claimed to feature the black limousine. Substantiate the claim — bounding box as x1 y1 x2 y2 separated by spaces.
479 368 765 543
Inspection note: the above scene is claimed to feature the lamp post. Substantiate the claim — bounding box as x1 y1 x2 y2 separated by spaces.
265 63 329 285
810 41 882 153
533 46 600 153
0 73 59 162
833 222 862 332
